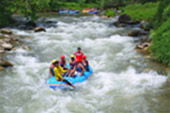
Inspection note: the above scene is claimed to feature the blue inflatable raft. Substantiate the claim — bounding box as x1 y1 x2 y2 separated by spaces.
46 65 93 90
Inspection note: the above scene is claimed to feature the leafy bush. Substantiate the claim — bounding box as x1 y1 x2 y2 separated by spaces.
153 1 170 29
122 2 159 21
150 18 170 66
104 9 116 17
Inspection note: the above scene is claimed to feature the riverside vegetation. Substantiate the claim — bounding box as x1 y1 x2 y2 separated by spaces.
0 0 170 68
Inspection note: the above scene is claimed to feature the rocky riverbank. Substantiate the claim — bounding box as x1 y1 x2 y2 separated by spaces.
112 14 169 75
112 14 151 52
0 29 21 71
0 25 47 71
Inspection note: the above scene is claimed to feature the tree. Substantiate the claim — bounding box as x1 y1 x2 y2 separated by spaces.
0 0 13 27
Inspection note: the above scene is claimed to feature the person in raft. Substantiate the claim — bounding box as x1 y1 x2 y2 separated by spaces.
68 55 76 77
74 47 84 62
49 59 56 77
59 55 70 76
53 60 75 88
69 55 85 76
82 55 89 71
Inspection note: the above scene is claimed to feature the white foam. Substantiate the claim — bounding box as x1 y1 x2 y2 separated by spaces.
1 16 168 113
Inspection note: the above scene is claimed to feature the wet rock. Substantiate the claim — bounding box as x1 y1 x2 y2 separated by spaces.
3 38 11 42
140 21 151 31
3 34 10 39
0 29 13 35
0 47 5 53
0 39 5 44
0 66 4 71
118 14 131 23
128 30 148 37
25 21 37 30
22 45 31 51
113 22 127 27
25 21 37 27
136 42 150 49
0 59 13 67
1 43 13 50
34 27 46 32
113 14 140 27
127 21 140 25
136 42 151 54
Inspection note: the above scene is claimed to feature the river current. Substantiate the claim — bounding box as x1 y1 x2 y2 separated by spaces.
0 16 169 113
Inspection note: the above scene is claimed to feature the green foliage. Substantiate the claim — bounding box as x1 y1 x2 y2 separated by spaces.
0 0 13 27
150 19 170 66
153 1 170 29
104 9 116 17
122 2 159 21
15 0 49 21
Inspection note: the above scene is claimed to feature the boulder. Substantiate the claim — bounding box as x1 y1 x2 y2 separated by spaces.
0 66 4 71
3 38 11 43
0 39 5 44
1 43 13 50
118 14 131 23
128 30 148 37
0 59 13 67
34 27 46 32
3 34 10 39
0 47 5 53
136 42 151 50
0 29 13 35
10 35 19 41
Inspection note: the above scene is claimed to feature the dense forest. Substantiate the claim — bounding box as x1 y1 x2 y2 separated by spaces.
0 0 170 67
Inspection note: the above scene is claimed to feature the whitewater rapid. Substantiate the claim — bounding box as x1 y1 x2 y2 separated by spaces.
0 16 169 113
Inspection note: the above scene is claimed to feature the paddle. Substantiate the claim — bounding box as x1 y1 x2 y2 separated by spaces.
63 79 75 88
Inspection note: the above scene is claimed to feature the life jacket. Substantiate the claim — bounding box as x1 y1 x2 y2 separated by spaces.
83 60 89 71
59 60 67 70
70 59 76 69
74 52 83 62
50 64 55 76
75 62 83 72
83 60 89 66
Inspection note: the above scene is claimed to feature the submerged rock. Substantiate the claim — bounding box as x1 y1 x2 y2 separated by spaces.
22 45 31 51
34 27 46 32
0 59 13 67
0 29 13 35
128 30 148 37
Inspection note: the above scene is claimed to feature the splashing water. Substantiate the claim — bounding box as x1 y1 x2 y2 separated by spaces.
0 16 169 113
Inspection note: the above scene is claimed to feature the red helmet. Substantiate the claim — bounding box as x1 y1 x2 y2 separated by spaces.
61 55 65 60
83 55 86 59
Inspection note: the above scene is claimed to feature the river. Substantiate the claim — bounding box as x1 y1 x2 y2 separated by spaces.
0 15 169 113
